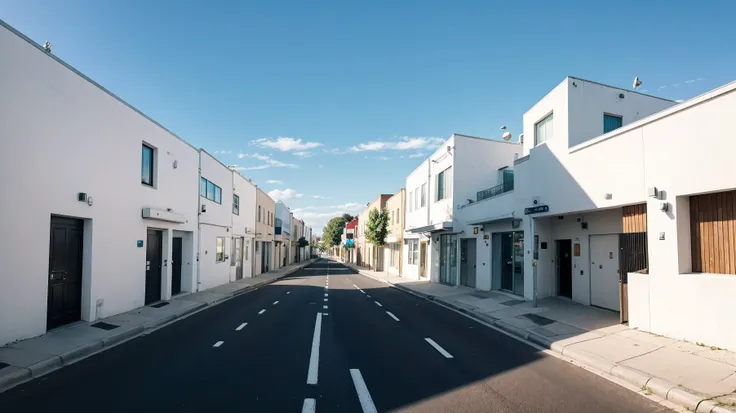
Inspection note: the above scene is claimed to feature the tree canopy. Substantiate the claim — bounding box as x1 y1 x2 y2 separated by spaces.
322 216 348 247
365 207 390 246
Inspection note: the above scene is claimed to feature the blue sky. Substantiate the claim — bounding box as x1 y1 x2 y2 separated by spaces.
2 0 735 233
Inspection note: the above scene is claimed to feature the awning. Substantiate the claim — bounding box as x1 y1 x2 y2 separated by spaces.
467 213 516 226
406 221 453 234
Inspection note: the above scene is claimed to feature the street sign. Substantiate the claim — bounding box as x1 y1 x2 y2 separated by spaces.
524 205 549 215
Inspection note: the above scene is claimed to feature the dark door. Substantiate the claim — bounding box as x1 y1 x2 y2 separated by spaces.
47 216 84 330
557 239 573 298
172 237 182 295
235 237 243 280
145 230 163 305
460 239 477 288
500 233 514 291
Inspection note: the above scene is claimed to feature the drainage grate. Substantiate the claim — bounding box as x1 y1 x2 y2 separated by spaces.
91 321 119 331
0 362 9 370
501 299 525 306
149 302 170 308
522 313 555 326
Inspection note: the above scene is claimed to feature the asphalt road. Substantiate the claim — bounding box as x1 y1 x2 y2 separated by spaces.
0 258 674 413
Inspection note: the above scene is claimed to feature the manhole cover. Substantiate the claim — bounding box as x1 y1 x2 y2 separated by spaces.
91 321 119 331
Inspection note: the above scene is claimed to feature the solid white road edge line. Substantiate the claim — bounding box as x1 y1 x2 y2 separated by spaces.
386 311 400 321
213 341 224 348
302 398 316 413
258 309 266 315
306 313 323 385
374 301 382 307
236 322 247 331
425 338 454 359
350 369 378 413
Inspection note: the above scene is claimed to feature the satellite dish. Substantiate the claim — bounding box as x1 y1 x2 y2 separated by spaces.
633 76 642 89
502 132 512 141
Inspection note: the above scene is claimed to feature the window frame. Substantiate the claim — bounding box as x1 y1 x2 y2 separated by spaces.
199 177 222 204
408 191 413 212
436 167 452 201
534 112 554 146
233 194 240 215
141 143 155 187
421 183 426 207
603 113 623 134
216 237 226 263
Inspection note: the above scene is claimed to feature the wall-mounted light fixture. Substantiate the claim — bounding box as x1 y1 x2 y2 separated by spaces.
648 187 659 199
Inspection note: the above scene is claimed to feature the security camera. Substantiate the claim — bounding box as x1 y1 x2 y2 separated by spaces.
576 217 583 222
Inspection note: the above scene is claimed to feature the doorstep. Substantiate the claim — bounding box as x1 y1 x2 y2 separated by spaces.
0 259 314 393
354 267 736 413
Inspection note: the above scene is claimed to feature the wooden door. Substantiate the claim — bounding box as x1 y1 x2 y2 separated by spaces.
47 216 83 329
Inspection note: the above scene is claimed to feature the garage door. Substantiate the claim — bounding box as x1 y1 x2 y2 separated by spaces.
590 234 620 311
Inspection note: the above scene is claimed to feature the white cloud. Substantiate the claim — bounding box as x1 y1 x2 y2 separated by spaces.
266 179 284 184
311 195 331 199
292 202 363 214
323 148 346 155
291 202 364 235
236 153 298 169
409 152 425 158
377 156 390 161
268 188 304 202
349 136 445 152
252 137 322 152
293 151 312 158
672 83 680 87
212 150 232 155
318 164 325 168
658 85 667 89
685 79 696 84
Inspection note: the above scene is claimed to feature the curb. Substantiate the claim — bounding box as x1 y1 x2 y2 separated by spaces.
0 260 314 394
354 268 719 413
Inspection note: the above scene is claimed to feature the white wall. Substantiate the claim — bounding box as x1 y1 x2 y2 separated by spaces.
230 173 256 280
0 23 199 345
255 188 275 273
198 151 233 289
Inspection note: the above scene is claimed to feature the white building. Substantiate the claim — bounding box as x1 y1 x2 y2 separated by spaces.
255 188 275 274
230 172 257 280
401 134 521 284
275 201 292 269
0 20 200 345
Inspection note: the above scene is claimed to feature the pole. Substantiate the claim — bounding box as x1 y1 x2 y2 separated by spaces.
531 216 538 308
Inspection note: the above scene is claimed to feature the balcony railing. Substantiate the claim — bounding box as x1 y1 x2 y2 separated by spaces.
477 172 514 202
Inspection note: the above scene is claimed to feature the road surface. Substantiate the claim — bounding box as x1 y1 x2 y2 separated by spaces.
0 258 674 412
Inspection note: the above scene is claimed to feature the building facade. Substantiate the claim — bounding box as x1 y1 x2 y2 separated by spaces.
275 201 292 269
254 188 275 275
230 172 257 280
383 189 406 276
358 195 393 270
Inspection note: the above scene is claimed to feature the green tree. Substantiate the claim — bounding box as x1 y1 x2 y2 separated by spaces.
365 207 390 247
341 213 354 222
322 216 348 247
298 237 309 248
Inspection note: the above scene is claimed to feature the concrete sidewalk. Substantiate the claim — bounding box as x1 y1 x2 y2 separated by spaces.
349 263 736 413
0 259 314 392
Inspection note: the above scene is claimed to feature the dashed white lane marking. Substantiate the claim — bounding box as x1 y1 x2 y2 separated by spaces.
273 301 279 305
213 341 224 348
352 284 359 289
350 369 378 413
374 301 382 307
386 311 400 321
366 295 371 298
306 313 323 385
236 323 247 331
359 289 365 294
324 293 328 297
425 338 454 358
323 305 328 309
287 291 291 295
324 298 328 302
302 398 316 413
322 312 329 315
258 309 266 315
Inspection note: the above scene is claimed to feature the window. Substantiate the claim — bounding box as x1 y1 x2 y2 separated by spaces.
255 241 260 253
414 189 419 209
216 237 225 262
396 208 399 224
436 167 452 201
141 144 154 186
258 206 261 222
407 240 419 265
200 177 222 204
534 112 554 146
421 183 426 207
604 114 623 133
233 194 240 215
408 191 413 212
245 240 249 260
391 210 394 225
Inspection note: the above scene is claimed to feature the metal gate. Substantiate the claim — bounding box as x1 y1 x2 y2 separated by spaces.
618 232 648 323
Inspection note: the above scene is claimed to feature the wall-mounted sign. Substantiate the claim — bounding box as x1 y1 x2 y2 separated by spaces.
473 227 479 235
573 243 581 257
483 234 489 240
137 240 144 248
524 205 549 215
